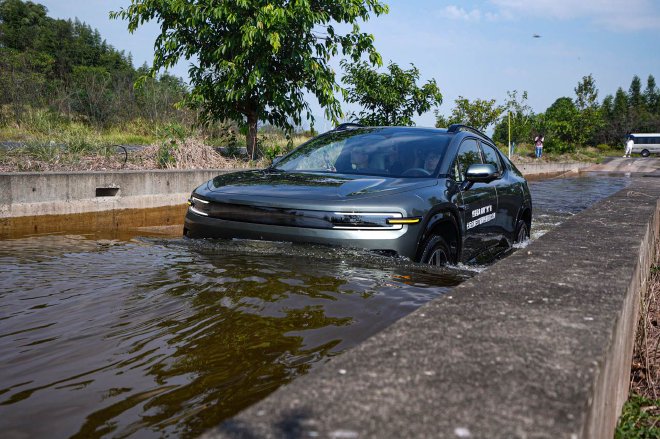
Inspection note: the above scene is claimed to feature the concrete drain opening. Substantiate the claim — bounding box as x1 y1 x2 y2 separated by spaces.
96 187 120 197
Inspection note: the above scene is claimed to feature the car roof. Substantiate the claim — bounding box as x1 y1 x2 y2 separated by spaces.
333 124 494 143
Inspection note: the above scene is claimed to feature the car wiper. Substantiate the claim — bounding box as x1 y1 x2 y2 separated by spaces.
263 165 283 174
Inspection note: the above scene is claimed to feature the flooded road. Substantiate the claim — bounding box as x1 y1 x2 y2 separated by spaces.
0 173 630 438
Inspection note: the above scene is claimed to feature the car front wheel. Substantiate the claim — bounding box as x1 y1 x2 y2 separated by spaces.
641 149 650 157
514 220 529 244
420 235 453 266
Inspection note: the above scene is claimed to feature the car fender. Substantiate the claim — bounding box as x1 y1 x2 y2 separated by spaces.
416 205 462 261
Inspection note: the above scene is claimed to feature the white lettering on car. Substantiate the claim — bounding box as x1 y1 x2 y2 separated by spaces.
471 205 493 218
466 212 496 230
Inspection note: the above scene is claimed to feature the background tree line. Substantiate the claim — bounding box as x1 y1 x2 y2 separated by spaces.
438 74 660 153
2 0 658 158
0 0 189 128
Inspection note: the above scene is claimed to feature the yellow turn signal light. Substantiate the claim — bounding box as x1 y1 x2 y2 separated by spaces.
386 217 421 225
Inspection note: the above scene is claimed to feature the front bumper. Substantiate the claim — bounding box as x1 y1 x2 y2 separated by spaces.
183 209 421 260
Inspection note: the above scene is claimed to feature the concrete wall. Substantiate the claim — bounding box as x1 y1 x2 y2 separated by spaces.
515 161 592 178
202 176 660 439
0 169 234 218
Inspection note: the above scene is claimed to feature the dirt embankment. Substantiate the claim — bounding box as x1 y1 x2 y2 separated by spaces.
630 243 660 401
0 138 268 173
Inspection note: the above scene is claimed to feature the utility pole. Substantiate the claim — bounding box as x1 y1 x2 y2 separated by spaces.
508 111 512 158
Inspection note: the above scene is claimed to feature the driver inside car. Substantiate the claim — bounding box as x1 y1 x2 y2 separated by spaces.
350 145 370 170
424 151 441 173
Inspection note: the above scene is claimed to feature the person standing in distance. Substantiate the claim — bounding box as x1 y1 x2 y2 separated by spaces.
534 134 544 159
623 135 634 158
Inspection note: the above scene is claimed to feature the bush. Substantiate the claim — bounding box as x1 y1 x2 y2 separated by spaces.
544 137 575 154
616 394 660 438
154 123 187 168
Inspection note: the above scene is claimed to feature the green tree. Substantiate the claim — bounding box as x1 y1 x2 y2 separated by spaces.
644 75 659 115
613 87 631 136
573 74 603 146
629 75 644 110
111 0 389 158
71 66 114 126
492 90 533 145
136 70 189 123
1 1 133 79
628 75 646 131
597 94 616 144
0 0 49 51
574 74 599 110
340 60 442 126
0 48 53 122
542 97 578 152
435 96 503 132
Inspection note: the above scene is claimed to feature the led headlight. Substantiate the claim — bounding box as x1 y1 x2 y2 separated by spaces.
330 212 418 230
188 196 210 216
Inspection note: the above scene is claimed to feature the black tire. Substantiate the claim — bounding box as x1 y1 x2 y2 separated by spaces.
420 235 452 266
514 220 529 244
641 149 650 158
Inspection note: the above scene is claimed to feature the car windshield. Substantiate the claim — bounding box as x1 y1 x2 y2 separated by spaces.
273 127 451 178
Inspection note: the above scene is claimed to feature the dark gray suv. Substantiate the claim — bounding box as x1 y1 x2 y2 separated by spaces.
184 124 532 265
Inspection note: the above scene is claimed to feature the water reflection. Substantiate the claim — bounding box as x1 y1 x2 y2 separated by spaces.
0 236 465 438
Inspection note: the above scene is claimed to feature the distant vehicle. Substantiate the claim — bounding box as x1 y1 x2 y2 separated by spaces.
630 133 660 157
184 124 533 266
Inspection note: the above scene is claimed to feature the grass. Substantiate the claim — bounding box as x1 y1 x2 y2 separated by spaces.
616 243 660 438
0 109 162 147
0 108 311 172
500 142 624 164
616 394 660 438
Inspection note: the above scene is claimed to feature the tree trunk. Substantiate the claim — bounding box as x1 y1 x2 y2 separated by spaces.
246 110 258 160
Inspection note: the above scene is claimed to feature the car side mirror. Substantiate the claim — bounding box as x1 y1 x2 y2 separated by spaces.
465 163 498 183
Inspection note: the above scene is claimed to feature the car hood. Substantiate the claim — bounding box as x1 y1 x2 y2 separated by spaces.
201 170 436 201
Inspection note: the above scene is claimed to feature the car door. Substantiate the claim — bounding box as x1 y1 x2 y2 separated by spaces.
480 141 516 242
453 138 499 261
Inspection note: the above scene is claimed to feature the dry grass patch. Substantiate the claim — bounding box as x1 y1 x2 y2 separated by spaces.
0 137 267 172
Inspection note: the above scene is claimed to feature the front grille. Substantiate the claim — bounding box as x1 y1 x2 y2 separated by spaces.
189 198 401 230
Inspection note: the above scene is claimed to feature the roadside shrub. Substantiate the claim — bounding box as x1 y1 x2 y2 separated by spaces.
616 394 660 438
154 122 188 168
544 137 575 154
156 140 177 168
261 143 283 161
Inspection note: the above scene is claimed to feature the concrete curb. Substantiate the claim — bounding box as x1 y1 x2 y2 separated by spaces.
0 169 233 218
514 161 592 178
201 177 660 439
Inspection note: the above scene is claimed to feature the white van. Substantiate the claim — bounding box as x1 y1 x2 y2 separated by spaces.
630 133 660 157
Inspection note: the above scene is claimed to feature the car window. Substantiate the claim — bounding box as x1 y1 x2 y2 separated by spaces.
275 128 451 178
452 138 482 182
481 143 503 173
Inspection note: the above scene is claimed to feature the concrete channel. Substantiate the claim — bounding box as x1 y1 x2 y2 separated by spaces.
1 161 658 438
0 169 231 238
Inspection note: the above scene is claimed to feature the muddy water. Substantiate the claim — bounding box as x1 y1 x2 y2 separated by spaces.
528 173 631 239
0 173 630 438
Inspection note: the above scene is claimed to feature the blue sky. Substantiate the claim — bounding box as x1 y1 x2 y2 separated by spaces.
38 0 660 131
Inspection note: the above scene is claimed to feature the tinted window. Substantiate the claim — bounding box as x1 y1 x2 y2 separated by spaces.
275 128 452 178
453 139 482 181
481 143 502 173
634 137 660 144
